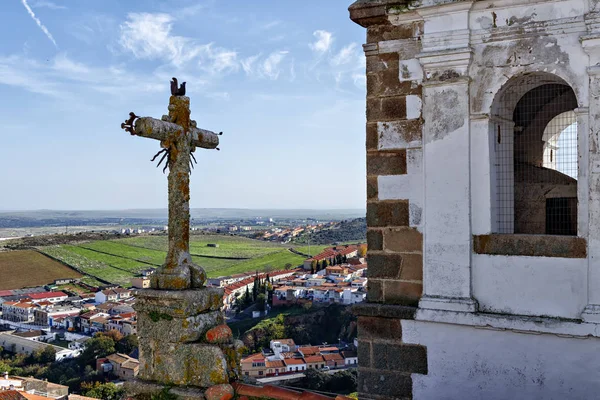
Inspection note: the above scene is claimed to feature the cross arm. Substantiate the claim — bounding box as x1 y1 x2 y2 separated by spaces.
132 117 220 150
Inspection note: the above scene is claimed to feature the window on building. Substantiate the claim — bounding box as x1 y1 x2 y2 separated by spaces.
492 75 578 235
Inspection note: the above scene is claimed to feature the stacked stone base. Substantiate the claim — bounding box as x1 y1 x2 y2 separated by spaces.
354 303 427 400
129 288 244 399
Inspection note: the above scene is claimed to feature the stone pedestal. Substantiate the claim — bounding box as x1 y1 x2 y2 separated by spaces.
128 288 244 399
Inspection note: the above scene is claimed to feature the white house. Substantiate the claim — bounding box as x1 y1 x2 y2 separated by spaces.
95 288 131 304
0 333 78 361
283 358 306 373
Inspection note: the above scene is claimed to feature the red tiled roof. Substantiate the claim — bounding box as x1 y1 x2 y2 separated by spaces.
241 353 265 364
284 358 305 365
0 390 26 400
266 360 285 368
303 355 324 363
27 291 67 300
232 383 348 400
298 346 319 356
322 353 344 362
0 290 14 297
319 347 339 352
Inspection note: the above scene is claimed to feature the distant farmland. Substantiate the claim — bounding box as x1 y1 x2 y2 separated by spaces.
0 250 82 290
38 235 309 287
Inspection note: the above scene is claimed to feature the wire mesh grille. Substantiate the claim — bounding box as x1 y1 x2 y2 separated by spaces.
494 79 578 235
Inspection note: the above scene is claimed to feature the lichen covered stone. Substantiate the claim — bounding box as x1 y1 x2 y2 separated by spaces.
139 341 229 387
204 384 234 400
134 288 224 318
138 310 224 343
205 324 232 344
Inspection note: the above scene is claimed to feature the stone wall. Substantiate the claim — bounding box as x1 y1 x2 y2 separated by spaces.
362 6 424 310
351 2 427 398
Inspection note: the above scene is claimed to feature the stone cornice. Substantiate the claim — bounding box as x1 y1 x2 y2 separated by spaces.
349 0 413 27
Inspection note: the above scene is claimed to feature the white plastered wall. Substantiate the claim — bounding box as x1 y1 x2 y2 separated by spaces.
402 319 600 400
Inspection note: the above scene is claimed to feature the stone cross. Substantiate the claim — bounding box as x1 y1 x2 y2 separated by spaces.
121 78 220 290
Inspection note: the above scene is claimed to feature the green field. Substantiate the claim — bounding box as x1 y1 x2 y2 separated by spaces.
293 245 330 257
38 235 309 287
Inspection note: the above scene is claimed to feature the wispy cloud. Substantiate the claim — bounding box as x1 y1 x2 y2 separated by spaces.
20 0 58 48
309 30 333 54
331 43 358 66
260 51 288 80
31 1 67 10
119 13 198 66
261 20 281 30
119 12 241 77
241 54 260 75
0 53 164 100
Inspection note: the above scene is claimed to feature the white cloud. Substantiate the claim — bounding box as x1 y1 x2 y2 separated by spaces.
260 51 288 80
31 1 67 10
20 0 58 48
119 13 198 66
290 60 296 82
331 43 358 66
119 13 241 76
261 20 281 30
199 45 238 74
309 30 333 54
0 53 165 99
241 54 260 75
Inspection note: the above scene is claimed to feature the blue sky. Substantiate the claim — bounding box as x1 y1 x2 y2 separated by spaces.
0 0 366 211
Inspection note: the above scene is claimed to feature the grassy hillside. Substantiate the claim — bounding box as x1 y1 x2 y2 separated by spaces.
0 250 82 290
294 218 366 245
38 235 307 287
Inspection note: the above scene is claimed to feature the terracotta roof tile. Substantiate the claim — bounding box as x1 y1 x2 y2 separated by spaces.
233 383 336 400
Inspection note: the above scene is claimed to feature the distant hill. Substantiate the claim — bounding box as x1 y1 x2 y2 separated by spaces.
295 217 366 245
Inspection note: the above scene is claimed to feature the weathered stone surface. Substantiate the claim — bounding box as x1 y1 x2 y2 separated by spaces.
384 227 422 252
205 324 233 344
125 379 206 400
367 176 379 200
367 150 407 176
367 200 409 227
367 23 420 43
367 96 407 122
368 253 403 278
204 384 234 400
353 303 417 320
473 234 587 258
366 278 383 302
139 341 228 387
358 316 402 341
367 229 383 251
398 253 423 281
134 288 224 318
220 340 246 381
357 340 372 368
137 310 223 343
358 368 413 399
383 281 422 306
373 343 427 374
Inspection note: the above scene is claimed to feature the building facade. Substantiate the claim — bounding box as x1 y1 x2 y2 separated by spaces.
350 0 600 398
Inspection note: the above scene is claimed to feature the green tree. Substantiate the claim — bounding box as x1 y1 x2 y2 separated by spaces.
81 382 124 400
256 293 267 312
117 335 139 354
244 286 251 306
79 336 115 366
